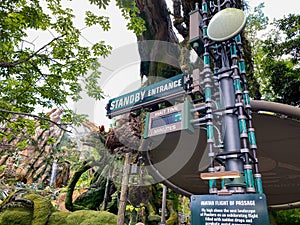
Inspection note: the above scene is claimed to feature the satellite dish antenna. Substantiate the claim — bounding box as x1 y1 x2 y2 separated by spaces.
207 8 247 41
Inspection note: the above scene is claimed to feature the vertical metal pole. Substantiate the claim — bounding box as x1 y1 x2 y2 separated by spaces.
117 153 131 225
219 47 245 192
102 168 111 210
231 39 255 193
161 185 167 223
202 0 217 194
236 34 264 193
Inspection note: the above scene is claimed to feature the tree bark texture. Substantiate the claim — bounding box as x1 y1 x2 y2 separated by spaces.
135 0 260 98
136 0 182 82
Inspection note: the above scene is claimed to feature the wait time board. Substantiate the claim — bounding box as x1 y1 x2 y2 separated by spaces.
143 100 194 138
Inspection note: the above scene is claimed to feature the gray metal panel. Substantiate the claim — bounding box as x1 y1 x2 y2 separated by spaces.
141 101 300 207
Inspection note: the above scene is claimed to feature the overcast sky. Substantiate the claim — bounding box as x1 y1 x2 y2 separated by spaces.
26 0 299 129
85 0 299 129
247 0 299 20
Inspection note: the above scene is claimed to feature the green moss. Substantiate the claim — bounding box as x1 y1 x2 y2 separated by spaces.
48 210 117 225
166 211 177 225
166 200 178 225
65 210 117 225
0 207 32 225
48 211 70 224
0 191 117 225
147 215 161 222
24 193 55 225
147 201 160 222
0 208 117 225
0 165 5 173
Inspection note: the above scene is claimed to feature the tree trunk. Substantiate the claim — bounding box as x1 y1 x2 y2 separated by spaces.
117 153 131 225
102 168 111 210
136 0 182 82
135 0 260 97
65 158 94 211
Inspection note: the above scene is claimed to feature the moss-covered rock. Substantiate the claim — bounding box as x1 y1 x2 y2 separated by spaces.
0 190 117 225
69 210 117 225
0 207 32 225
24 193 56 225
0 206 117 225
47 211 70 224
48 210 117 225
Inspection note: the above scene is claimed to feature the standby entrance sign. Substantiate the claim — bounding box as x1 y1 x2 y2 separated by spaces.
106 74 185 118
190 194 270 225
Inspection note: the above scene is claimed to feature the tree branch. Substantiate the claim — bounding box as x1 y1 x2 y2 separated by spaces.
65 157 98 211
0 108 71 132
172 0 189 39
0 35 64 68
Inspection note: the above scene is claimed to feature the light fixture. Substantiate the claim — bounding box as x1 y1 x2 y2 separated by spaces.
207 8 246 42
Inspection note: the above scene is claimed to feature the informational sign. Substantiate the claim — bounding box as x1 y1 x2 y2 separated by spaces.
190 194 270 225
106 74 185 118
143 100 194 138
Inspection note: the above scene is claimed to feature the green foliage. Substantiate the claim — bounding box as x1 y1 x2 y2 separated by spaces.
0 0 113 146
118 6 146 36
85 11 110 30
114 0 146 35
257 14 300 105
0 0 146 148
0 207 118 225
258 59 300 105
76 170 93 189
89 0 110 9
48 211 70 224
272 209 300 225
246 3 269 34
264 14 300 63
245 3 269 65
88 0 146 35
246 5 300 105
60 210 117 225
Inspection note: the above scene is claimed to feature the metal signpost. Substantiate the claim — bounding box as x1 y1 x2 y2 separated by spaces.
106 73 196 225
188 0 270 224
106 1 273 224
106 73 186 118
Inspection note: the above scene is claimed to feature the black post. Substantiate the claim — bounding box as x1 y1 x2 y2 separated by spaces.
219 47 245 192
